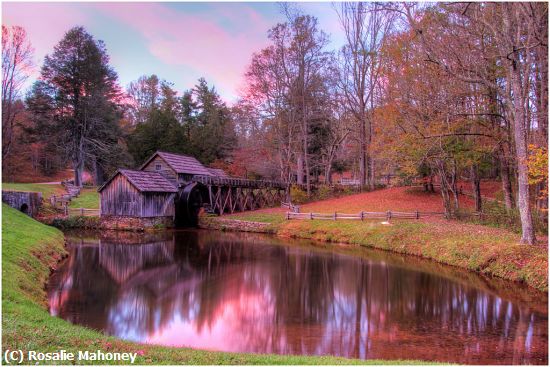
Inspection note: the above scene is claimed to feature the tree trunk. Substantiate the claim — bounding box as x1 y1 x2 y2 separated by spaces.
94 158 104 186
499 148 515 210
436 162 452 218
439 176 452 218
359 117 367 191
451 161 459 212
510 66 536 244
368 155 375 191
470 165 482 212
304 140 311 197
73 159 83 187
297 155 304 185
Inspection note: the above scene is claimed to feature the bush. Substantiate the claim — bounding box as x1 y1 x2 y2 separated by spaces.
316 185 333 200
290 185 308 204
458 200 548 235
50 216 101 229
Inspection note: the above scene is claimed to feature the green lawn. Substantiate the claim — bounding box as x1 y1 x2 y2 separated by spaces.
69 187 99 209
2 182 65 198
2 204 426 365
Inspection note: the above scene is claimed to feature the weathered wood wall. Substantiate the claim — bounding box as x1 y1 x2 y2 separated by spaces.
142 156 178 184
100 174 175 218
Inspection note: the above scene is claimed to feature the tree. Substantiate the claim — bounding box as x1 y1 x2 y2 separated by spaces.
2 25 33 161
243 12 332 193
190 78 236 164
26 26 122 186
126 75 161 126
401 2 547 244
335 2 396 190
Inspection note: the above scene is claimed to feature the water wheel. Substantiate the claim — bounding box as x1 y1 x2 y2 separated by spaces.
176 183 207 227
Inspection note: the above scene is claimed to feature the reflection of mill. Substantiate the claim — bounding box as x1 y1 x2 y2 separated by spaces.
98 240 175 284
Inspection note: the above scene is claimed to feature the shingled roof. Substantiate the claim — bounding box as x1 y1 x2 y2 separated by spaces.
98 169 177 193
141 151 213 176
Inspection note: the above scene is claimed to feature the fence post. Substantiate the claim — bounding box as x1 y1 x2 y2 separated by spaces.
64 203 68 216
360 211 364 221
310 212 313 220
415 210 419 219
286 212 289 220
386 210 391 221
334 212 337 220
80 208 84 216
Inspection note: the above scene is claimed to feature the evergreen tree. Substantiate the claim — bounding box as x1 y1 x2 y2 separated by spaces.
26 26 122 186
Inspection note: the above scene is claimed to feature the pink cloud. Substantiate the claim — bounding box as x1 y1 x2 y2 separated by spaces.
2 3 89 80
92 3 272 100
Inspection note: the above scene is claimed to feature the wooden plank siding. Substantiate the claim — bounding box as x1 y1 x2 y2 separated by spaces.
141 155 179 185
100 174 175 218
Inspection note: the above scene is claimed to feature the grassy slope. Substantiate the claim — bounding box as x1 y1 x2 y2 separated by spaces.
2 204 423 365
2 183 65 199
3 182 99 210
69 187 99 209
226 188 548 292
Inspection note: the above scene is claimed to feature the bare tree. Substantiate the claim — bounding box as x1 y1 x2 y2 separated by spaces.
2 25 33 160
335 2 396 190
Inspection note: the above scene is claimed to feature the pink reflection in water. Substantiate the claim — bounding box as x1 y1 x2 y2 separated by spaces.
47 230 548 365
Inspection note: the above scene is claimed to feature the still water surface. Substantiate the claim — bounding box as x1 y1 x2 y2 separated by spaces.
48 230 548 364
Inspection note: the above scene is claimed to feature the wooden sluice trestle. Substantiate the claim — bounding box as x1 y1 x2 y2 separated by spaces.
190 175 288 215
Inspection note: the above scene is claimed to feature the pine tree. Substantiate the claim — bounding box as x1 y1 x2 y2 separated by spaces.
26 26 122 186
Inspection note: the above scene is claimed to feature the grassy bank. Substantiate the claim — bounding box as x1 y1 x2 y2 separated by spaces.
2 182 65 198
2 204 423 365
222 212 548 292
68 187 99 209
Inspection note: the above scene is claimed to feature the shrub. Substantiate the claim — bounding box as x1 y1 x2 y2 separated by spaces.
50 216 101 229
316 185 333 200
290 185 308 204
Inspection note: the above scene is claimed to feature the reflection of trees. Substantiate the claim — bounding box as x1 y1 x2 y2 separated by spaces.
48 231 548 364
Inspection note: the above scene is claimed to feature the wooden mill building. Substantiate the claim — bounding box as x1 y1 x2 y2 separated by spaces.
99 151 220 224
99 169 177 218
99 150 286 227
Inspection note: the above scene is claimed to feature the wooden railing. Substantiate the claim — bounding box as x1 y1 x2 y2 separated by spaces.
67 208 100 217
286 210 445 221
192 175 287 189
281 202 300 213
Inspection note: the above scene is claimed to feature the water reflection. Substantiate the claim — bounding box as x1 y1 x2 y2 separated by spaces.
48 230 548 364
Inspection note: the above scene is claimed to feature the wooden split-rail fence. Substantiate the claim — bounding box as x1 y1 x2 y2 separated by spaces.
49 180 98 217
67 207 100 217
286 210 445 221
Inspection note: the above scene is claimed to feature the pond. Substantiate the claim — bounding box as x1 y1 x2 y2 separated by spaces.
47 230 548 364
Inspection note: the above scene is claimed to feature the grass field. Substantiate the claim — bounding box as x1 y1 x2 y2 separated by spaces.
68 187 99 209
3 182 99 211
2 182 65 198
2 203 426 365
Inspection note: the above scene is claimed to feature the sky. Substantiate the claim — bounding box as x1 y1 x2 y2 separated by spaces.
2 1 346 102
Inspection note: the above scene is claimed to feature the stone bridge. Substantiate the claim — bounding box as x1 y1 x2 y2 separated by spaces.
2 190 42 218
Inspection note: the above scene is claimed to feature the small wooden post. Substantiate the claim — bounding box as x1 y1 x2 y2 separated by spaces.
80 207 84 216
386 210 391 221
310 212 313 220
415 210 419 219
286 212 289 220
334 211 337 220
